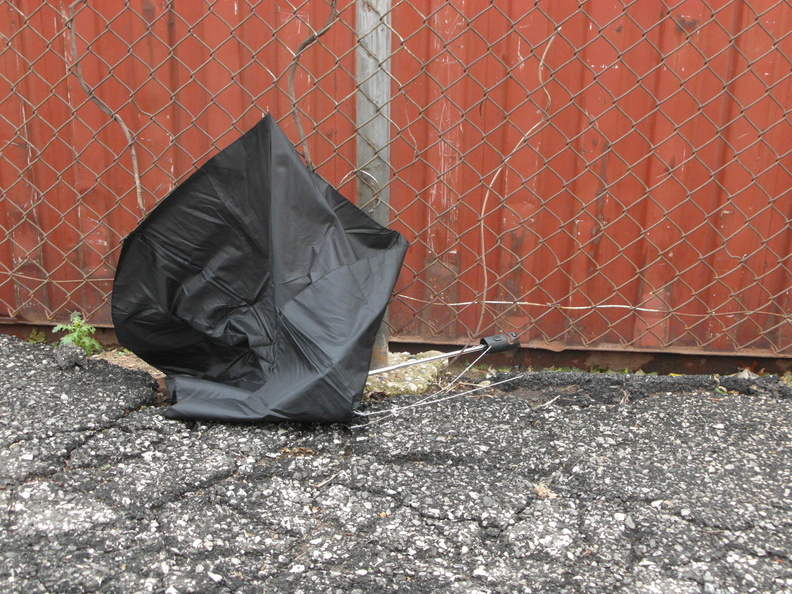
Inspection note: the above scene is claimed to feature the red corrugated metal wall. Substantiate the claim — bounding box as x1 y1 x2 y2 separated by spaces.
1 0 790 356
1 0 356 327
385 0 792 355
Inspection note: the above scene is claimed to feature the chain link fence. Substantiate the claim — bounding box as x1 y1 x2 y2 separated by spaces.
1 0 790 356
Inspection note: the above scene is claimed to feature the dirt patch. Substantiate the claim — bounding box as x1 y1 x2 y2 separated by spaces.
92 348 164 379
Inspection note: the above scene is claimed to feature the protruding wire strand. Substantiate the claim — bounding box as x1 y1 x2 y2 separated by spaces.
350 371 529 430
351 347 508 429
362 345 492 417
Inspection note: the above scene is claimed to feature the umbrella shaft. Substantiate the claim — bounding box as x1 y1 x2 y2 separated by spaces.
368 344 487 376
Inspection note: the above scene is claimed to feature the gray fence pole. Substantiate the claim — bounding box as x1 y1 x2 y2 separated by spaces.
356 0 393 369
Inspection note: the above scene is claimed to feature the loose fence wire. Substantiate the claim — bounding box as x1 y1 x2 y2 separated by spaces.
0 0 790 358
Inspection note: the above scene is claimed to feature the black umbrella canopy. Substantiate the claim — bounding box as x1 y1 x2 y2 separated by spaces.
112 115 407 422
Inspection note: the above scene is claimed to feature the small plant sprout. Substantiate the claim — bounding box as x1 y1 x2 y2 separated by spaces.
54 312 102 356
26 327 46 344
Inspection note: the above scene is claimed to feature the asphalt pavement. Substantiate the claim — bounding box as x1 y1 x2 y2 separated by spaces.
1 335 790 593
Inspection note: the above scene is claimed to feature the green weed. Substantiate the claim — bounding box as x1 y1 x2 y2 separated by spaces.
53 312 102 356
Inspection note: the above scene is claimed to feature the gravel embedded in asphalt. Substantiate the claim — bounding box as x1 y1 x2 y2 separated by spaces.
1 334 790 593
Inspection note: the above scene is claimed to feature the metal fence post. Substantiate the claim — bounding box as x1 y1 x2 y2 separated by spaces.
356 0 392 369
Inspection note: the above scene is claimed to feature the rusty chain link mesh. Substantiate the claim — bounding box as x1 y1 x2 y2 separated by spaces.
1 0 790 357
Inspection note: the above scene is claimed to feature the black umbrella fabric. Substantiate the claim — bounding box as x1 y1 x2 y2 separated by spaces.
111 115 408 423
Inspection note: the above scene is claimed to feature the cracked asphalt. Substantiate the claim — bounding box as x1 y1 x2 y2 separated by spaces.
1 334 791 593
